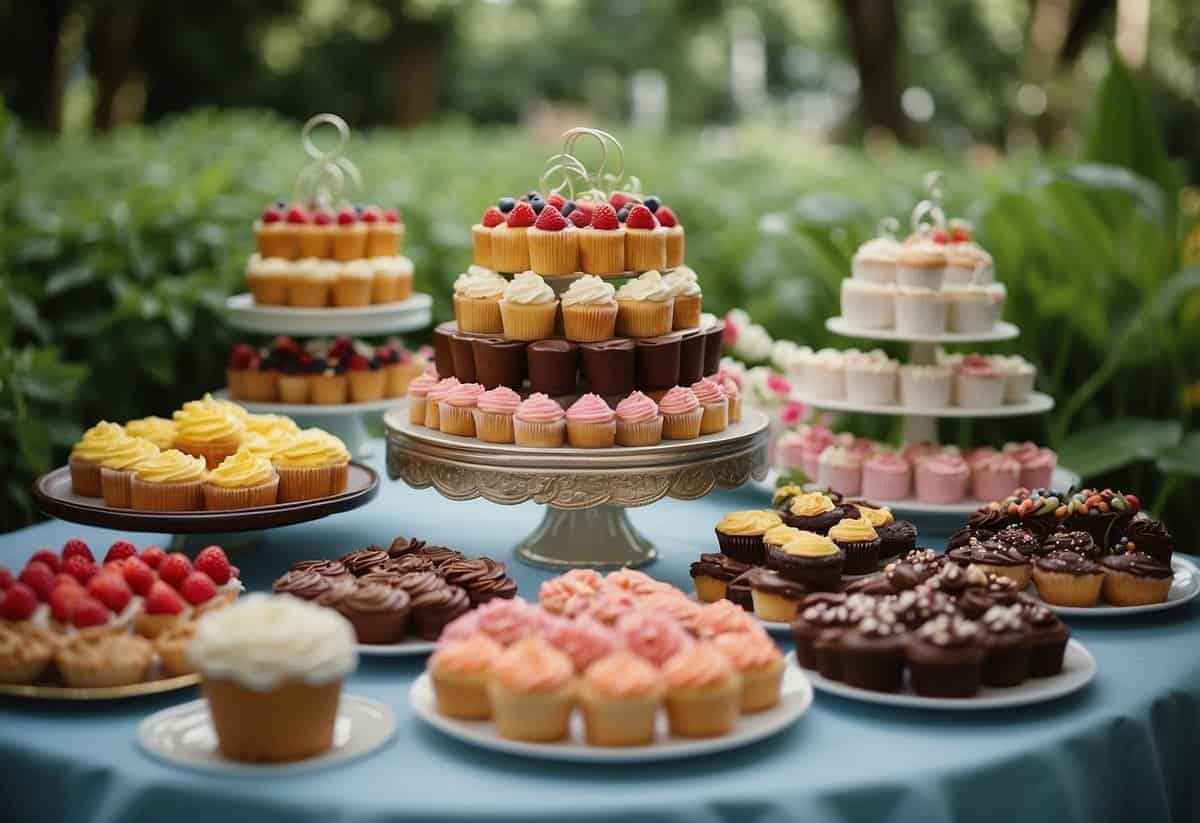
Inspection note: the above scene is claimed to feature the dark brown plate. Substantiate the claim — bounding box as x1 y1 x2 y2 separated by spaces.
32 463 379 533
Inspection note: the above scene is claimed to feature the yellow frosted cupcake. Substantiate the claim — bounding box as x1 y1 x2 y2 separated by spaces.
130 449 207 511
68 421 126 497
204 448 279 510
240 428 298 462
243 413 299 438
99 437 161 508
173 395 245 469
123 416 177 450
272 428 351 502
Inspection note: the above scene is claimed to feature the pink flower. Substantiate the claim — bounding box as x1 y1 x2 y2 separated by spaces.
781 400 807 427
722 315 739 346
766 374 792 396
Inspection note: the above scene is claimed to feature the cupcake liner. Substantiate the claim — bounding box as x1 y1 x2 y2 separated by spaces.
241 371 279 402
665 679 741 738
615 416 663 447
471 226 493 270
473 409 515 443
1101 570 1172 607
699 402 728 435
277 375 312 405
99 467 135 508
439 403 478 437
175 437 240 470
665 228 685 269
455 296 505 334
409 397 428 425
956 374 1006 409
835 538 881 575
203 677 342 763
513 417 566 448
624 229 667 272
671 294 701 329
692 575 729 603
615 299 674 338
841 285 895 328
490 227 530 273
331 277 373 307
851 259 896 284
715 530 766 565
296 228 332 259
578 231 625 275
562 302 618 342
331 228 367 261
348 371 387 402
310 375 348 405
69 458 103 497
287 278 329 308
894 294 948 333
366 225 403 258
567 420 616 448
0 647 53 685
580 689 659 747
661 407 703 440
423 399 442 430
896 264 945 290
727 396 742 424
431 669 492 720
131 477 205 511
1031 568 1104 607
488 681 574 743
740 658 784 713
949 298 1000 333
202 477 280 510
499 301 558 341
372 274 412 304
226 368 247 400
528 228 580 276
276 463 350 503
248 275 289 306
255 228 295 259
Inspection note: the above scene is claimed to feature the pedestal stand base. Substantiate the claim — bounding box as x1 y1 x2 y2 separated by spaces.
515 506 657 570
168 531 264 554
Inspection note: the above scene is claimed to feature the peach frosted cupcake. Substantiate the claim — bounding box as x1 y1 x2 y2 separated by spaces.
661 642 742 737
614 270 674 338
663 266 702 329
579 201 626 275
407 368 439 426
658 386 703 440
711 630 785 713
69 421 126 497
439 382 486 437
474 386 521 444
513 393 566 448
487 637 576 743
615 391 663 446
429 632 503 719
204 448 279 510
123 416 177 451
471 206 505 269
690 377 728 434
579 651 664 747
130 449 207 511
271 428 351 502
423 376 460 430
173 394 245 469
565 393 616 449
99 436 161 508
490 201 536 273
499 271 558 341
560 275 618 342
623 204 667 272
452 266 507 334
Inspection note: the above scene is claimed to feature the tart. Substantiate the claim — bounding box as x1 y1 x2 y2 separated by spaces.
0 623 55 685
56 632 154 688
155 621 199 677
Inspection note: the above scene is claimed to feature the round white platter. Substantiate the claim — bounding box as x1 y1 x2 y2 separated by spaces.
1026 555 1199 617
224 292 432 336
137 694 396 775
357 640 436 657
409 662 812 762
216 390 404 416
795 639 1095 710
826 317 1020 344
789 391 1054 419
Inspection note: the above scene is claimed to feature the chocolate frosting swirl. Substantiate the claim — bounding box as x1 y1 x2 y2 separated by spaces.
393 571 448 597
1039 530 1097 558
689 552 750 582
358 570 409 589
421 546 466 567
947 526 993 550
746 567 809 599
289 559 353 580
470 574 519 604
841 574 894 596
1123 517 1173 562
337 582 411 615
338 548 390 576
1035 550 1100 575
388 536 428 558
968 507 1012 532
379 554 435 574
1100 551 1173 579
962 539 1028 567
272 570 334 600
410 585 472 640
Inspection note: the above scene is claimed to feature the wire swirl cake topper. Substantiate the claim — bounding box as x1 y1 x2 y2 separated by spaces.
539 128 642 202
293 113 362 209
910 170 947 237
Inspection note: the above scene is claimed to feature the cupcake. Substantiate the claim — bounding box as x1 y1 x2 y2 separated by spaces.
1031 550 1104 607
837 611 909 693
243 412 299 437
711 630 784 712
439 382 486 437
347 354 387 402
851 232 902 283
371 256 414 304
253 203 293 258
872 514 917 559
579 202 626 275
203 448 279 510
407 369 439 426
332 207 367 260
1038 529 1099 559
499 271 558 341
579 652 664 746
840 280 896 328
720 374 742 423
272 429 351 503
994 355 1036 403
663 266 702 329
914 454 970 504
689 553 751 602
452 266 507 334
657 205 685 268
614 391 663 446
843 352 899 405
0 624 55 685
689 378 728 435
948 283 1005 333
173 395 245 469
615 270 674 338
130 449 207 511
765 531 844 590
513 393 566 448
246 254 291 306
331 259 374 307
565 393 616 449
978 604 1032 687
155 622 199 677
971 452 1021 502
780 491 844 534
827 516 882 575
471 207 505 269
816 446 863 498
189 594 357 763
424 377 460 430
957 538 1033 589
68 421 127 497
896 237 947 289
490 201 535 273
1003 442 1058 491
1020 602 1070 677
657 385 703 440
429 633 503 720
330 583 412 645
364 206 404 258
955 356 1006 408
893 285 948 333
905 615 984 698
713 509 782 564
661 642 741 738
56 632 154 688
945 239 994 285
899 364 953 409
560 275 618 342
526 204 579 275
287 258 334 307
623 205 667 272
1099 551 1173 606
488 637 576 742
474 386 521 444
861 453 910 500
98 436 160 508
1122 516 1173 565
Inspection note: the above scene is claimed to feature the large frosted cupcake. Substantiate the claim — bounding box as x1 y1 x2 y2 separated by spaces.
173 394 245 469
565 393 616 449
513 393 566 448
560 275 618 342
614 391 663 446
99 436 161 508
272 429 351 502
615 270 674 338
452 266 507 334
663 266 702 329
204 448 279 510
189 594 357 763
69 421 126 497
488 637 576 742
130 449 207 511
499 271 558 341
579 651 664 747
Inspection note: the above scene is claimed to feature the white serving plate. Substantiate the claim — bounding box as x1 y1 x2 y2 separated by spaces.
788 390 1055 419
137 694 396 775
1026 555 1199 617
357 640 436 657
408 662 812 762
826 317 1020 344
224 292 432 336
796 639 1095 710
215 390 405 416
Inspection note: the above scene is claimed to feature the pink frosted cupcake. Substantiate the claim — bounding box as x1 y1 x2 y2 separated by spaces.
720 375 742 423
614 391 663 446
459 598 536 647
584 589 639 625
690 378 728 434
513 393 566 448
474 386 521 444
902 442 942 466
965 446 998 470
565 393 616 449
439 382 485 437
544 614 623 673
658 386 703 440
861 452 911 500
692 599 762 640
914 453 971 503
407 368 439 426
971 452 1021 502
1003 441 1057 489
424 376 460 430
538 569 604 614
795 425 835 480
816 445 863 497
615 611 693 667
955 356 1006 408
774 431 807 473
603 568 660 596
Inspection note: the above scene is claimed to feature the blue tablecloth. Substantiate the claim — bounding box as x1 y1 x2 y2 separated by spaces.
2 440 1198 823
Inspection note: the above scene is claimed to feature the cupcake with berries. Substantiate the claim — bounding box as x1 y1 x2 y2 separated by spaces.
527 202 579 275
297 206 334 258
499 271 558 341
254 201 295 259
347 351 386 402
491 199 536 273
579 201 626 275
272 428 351 502
655 202 685 268
623 204 667 272
472 206 506 269
203 448 279 510
364 206 404 258
69 421 128 497
332 206 367 261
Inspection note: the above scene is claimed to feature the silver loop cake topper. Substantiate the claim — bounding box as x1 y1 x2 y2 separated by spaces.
294 113 362 208
877 216 900 239
910 170 947 238
539 152 591 200
554 127 641 201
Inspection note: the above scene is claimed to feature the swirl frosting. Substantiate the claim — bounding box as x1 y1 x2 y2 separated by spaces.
662 266 702 298
763 524 804 547
780 531 840 557
174 396 244 443
615 391 659 423
854 235 903 263
538 568 603 613
583 651 663 699
71 421 127 462
561 274 616 307
240 428 297 460
272 429 350 468
244 414 300 437
407 372 439 398
658 386 699 414
853 504 895 528
692 599 760 639
207 447 276 488
502 271 556 305
454 267 507 299
717 509 782 536
584 590 638 625
477 386 521 415
545 615 622 673
566 393 615 424
690 378 726 404
98 436 160 471
134 449 207 483
430 632 502 675
516 392 565 424
828 516 879 543
602 568 659 595
122 417 176 450
712 629 781 670
789 492 836 517
445 382 486 408
772 484 807 506
491 637 574 693
615 270 672 303
662 641 736 689
615 611 692 667
188 593 357 690
427 377 460 403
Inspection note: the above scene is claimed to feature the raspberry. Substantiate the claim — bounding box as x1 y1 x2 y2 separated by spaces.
63 555 97 585
72 596 110 629
180 572 217 606
361 206 381 223
313 208 334 226
18 561 56 601
194 546 232 586
568 208 589 228
261 204 283 224
0 566 11 590
624 204 658 230
49 584 86 623
121 557 157 596
929 227 949 244
104 541 138 565
145 581 185 616
533 204 567 231
140 546 166 569
336 208 357 226
655 206 678 228
28 550 61 573
0 583 38 621
481 207 505 228
229 343 256 370
383 208 401 223
62 539 94 563
87 573 133 613
590 202 620 231
158 553 192 588
348 354 369 372
546 193 566 209
506 201 537 228
285 205 310 224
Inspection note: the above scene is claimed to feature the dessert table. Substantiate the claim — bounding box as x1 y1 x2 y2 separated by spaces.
2 439 1197 823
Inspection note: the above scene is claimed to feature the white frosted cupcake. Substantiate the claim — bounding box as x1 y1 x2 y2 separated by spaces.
499 271 559 341
246 254 290 305
899 364 953 409
817 445 863 497
840 279 895 329
955 357 1007 408
453 266 507 334
371 255 414 303
945 242 994 285
803 348 846 399
894 285 948 333
851 235 902 284
895 238 947 290
991 355 1036 403
948 283 1005 333
287 258 335 307
843 351 899 405
332 259 374 307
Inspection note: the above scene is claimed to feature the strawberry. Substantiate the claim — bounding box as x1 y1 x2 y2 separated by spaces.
49 583 86 623
361 206 382 224
121 557 157 596
624 204 658 231
62 539 93 563
336 208 357 226
546 193 566 209
929 227 949 244
609 192 638 210
72 596 110 629
285 205 310 224
481 207 505 228
140 546 166 569
158 553 192 588
348 354 370 372
145 581 185 616
28 549 61 573
63 555 97 584
261 204 283 224
533 204 567 231
195 546 232 585
568 208 590 228
313 208 334 226
104 540 137 565
590 202 620 231
655 206 678 228
0 583 38 621
506 201 537 228
180 572 217 606
55 573 83 591
0 566 11 590
19 561 56 600
88 573 132 613
383 208 401 223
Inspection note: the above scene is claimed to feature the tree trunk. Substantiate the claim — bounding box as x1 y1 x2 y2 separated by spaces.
88 1 145 131
839 0 910 143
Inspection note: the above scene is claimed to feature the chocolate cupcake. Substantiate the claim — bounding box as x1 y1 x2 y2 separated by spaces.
838 610 909 692
527 339 579 396
762 524 803 555
700 316 724 376
957 588 995 620
579 338 635 397
449 332 479 383
814 628 848 681
746 568 811 623
765 530 844 591
676 329 705 385
388 535 427 557
432 321 458 378
358 568 410 589
890 588 956 629
288 559 354 581
441 557 515 605
272 569 337 601
634 334 681 391
992 524 1040 558
1031 550 1104 607
779 492 846 534
923 562 987 599
1099 551 1173 606
338 548 390 577
392 571 447 598
827 516 882 576
1121 516 1173 565
690 553 751 602
771 484 809 512
947 526 993 551
906 615 984 698
1020 602 1070 677
876 519 917 560
1037 529 1097 559
421 546 466 568
471 572 519 605
332 582 412 644
472 337 527 389
410 584 472 640
380 554 436 575
950 538 1032 589
978 604 1032 687
967 504 1014 534
713 509 782 564
841 573 896 596
724 570 755 612
995 489 1065 538
1063 488 1136 548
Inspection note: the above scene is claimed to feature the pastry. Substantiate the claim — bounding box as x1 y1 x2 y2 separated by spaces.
173 395 244 469
978 604 1032 687
526 204 579 275
328 582 412 644
1036 529 1098 559
309 358 348 405
499 271 558 341
843 352 898 405
838 610 909 693
578 202 626 275
579 651 664 746
471 336 526 390
951 537 1032 588
614 391 663 446
1002 442 1058 491
371 255 414 303
447 331 478 384
430 633 503 719
691 378 728 434
56 632 154 688
579 338 635 397
662 266 701 329
874 516 918 559
528 339 580 396
614 270 673 338
155 622 198 677
565 393 616 449
1099 551 1172 606
513 393 566 448
779 491 844 534
945 234 993 284
364 206 404 258
992 488 1064 538
1031 550 1104 608
894 285 948 333
490 201 535 273
689 553 751 602
994 356 1036 403
615 611 692 667
406 369 438 426
711 630 784 712
661 642 741 738
201 448 278 510
724 571 755 611
657 385 703 440
713 509 781 564
439 382 485 437
765 531 844 591
0 622 55 685
487 637 576 742
827 516 882 576
130 449 207 512
474 386 521 444
971 452 1021 502
558 274 618 342
271 429 350 502
1121 515 1173 565
332 207 367 260
423 377 460 430
452 266 507 334
1063 488 1137 549
634 334 681 392
905 615 983 698
471 206 504 269
347 353 387 402
287 258 334 307
1020 602 1070 677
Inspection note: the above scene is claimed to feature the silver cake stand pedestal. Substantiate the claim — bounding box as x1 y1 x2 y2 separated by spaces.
385 409 770 569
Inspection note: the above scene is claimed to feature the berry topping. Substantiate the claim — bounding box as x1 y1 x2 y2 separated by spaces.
271 335 301 356
121 557 157 596
497 197 516 213
590 202 620 231
546 193 566 209
574 201 594 223
158 553 192 588
145 581 185 616
609 192 637 210
49 583 86 623
531 200 545 214
929 227 949 244
950 224 971 243
361 206 382 224
329 335 354 358
274 199 288 209
63 555 97 585
383 208 401 224
568 208 590 228
55 573 83 591
140 546 166 568
0 567 11 590
285 205 310 224
229 343 256 370
104 541 138 565
19 561 56 600
313 208 334 226
348 354 370 372
481 207 506 228
643 196 661 213
195 546 232 585
1125 494 1140 514
29 549 62 573
561 200 577 217
507 201 537 228
524 190 541 202
534 204 568 231
180 571 217 606
0 582 37 621
87 573 132 613
62 539 94 563
336 208 357 226
261 205 283 224
72 596 110 629
625 204 658 230
655 205 678 227
617 207 630 223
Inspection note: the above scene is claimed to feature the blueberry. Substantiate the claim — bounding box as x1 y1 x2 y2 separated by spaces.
643 196 660 213
280 360 298 375
531 200 545 214
274 199 287 209
562 201 576 217
617 207 630 222
525 190 541 201
354 205 364 216
308 357 328 374
497 197 515 213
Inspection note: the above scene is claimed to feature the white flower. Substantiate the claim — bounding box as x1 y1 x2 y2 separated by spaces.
724 308 751 331
733 323 773 363
745 366 788 409
718 356 747 384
